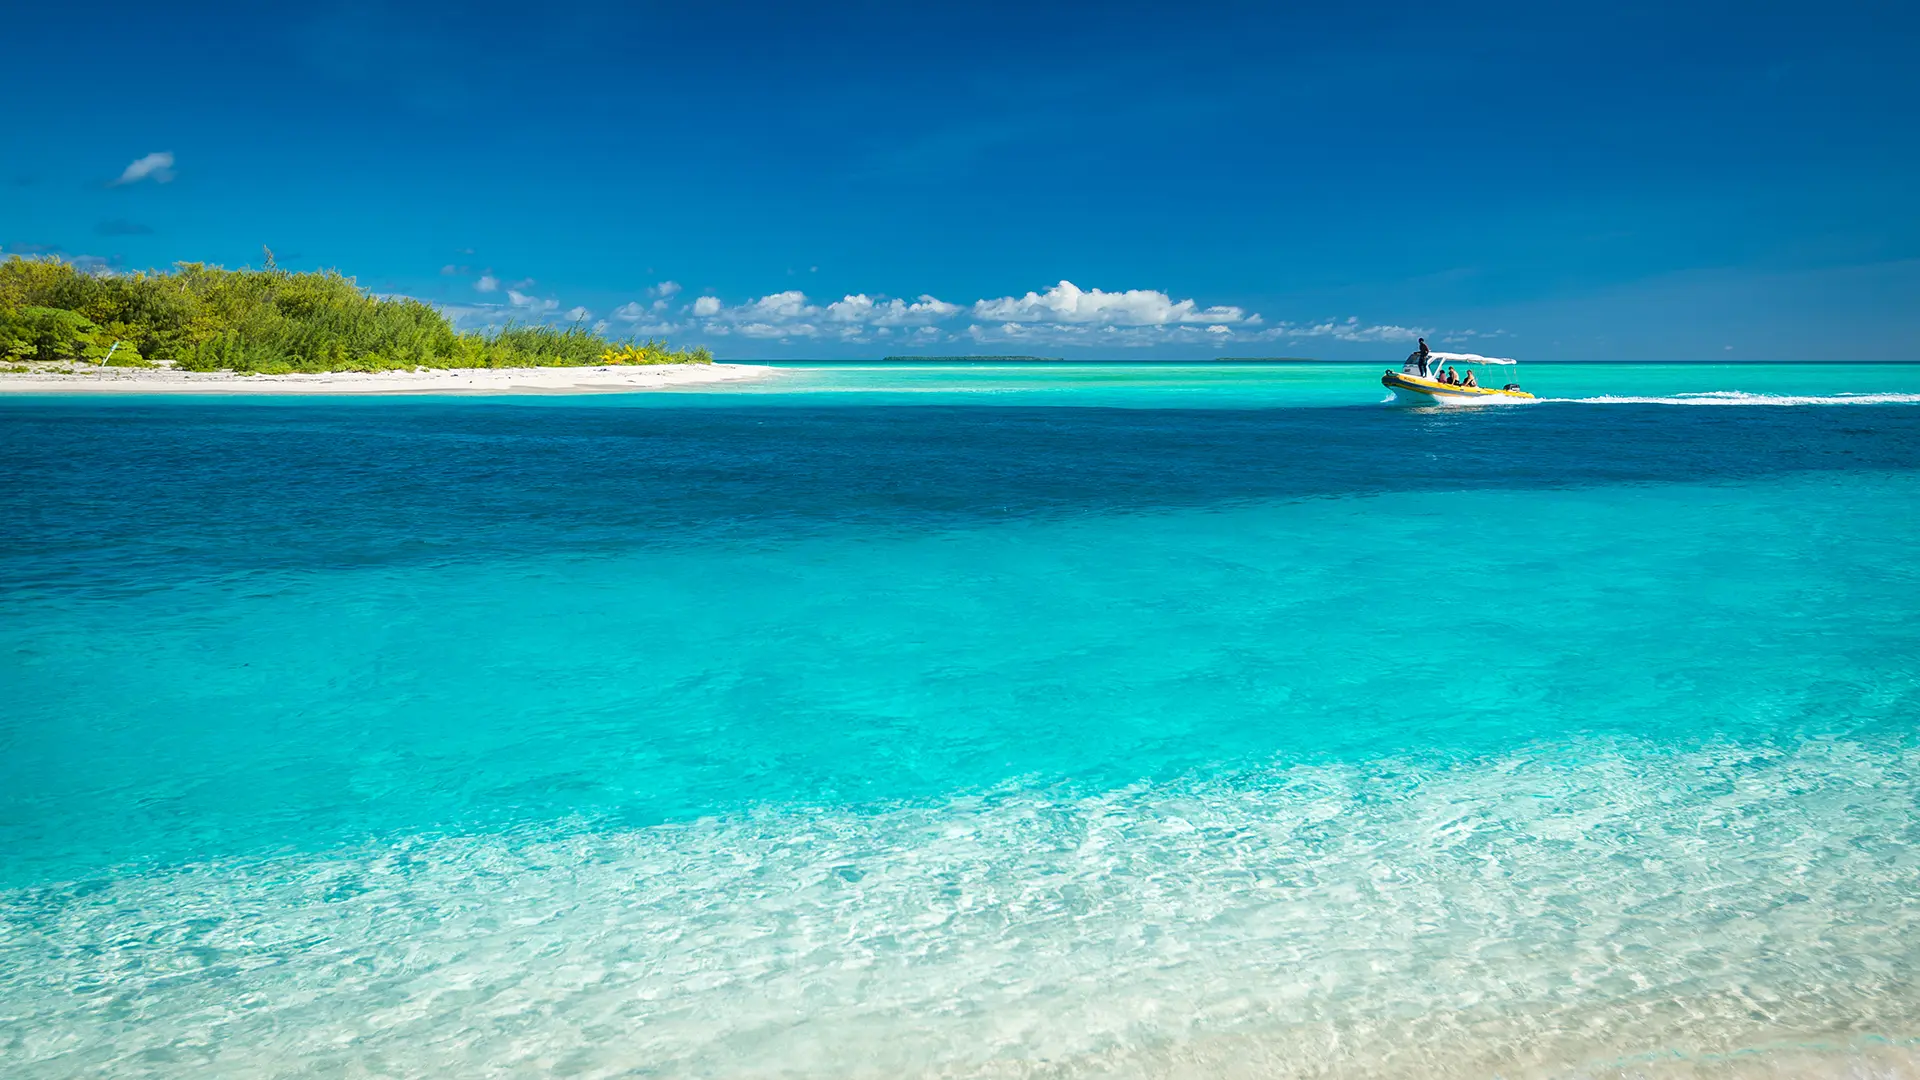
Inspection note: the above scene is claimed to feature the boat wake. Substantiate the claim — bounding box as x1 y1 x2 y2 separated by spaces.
1552 391 1920 407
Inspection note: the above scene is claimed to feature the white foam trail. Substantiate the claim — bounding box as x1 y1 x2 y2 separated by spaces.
5 736 1919 1078
1554 391 1920 406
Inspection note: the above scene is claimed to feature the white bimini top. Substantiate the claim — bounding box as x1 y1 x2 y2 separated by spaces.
1402 350 1519 374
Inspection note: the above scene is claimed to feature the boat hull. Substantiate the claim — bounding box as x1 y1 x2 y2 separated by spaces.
1381 371 1534 404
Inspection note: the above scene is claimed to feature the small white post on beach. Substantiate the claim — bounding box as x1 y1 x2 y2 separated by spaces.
101 341 122 367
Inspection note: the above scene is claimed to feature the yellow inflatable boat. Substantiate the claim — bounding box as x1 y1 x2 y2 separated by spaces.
1381 352 1534 404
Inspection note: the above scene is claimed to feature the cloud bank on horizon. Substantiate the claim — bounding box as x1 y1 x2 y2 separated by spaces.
437 275 1472 351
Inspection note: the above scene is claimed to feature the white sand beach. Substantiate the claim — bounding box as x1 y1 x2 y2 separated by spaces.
0 363 777 394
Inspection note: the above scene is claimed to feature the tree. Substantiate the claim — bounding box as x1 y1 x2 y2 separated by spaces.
0 306 113 362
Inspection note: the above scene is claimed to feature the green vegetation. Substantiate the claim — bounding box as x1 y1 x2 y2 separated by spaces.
0 255 711 373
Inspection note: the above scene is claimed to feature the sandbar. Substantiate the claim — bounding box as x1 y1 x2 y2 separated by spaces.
0 363 777 395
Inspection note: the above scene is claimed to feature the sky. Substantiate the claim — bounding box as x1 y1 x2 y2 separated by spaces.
3 0 1916 360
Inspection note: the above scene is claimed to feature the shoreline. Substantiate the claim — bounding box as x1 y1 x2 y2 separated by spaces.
0 363 776 395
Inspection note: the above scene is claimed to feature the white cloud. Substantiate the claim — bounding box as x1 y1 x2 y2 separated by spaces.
1255 317 1431 343
565 306 592 322
684 283 1255 348
436 302 510 330
508 289 559 316
612 301 648 321
112 152 175 185
693 290 960 335
1332 320 1421 342
972 280 1247 327
627 320 684 336
823 295 876 322
476 274 499 293
737 321 817 339
646 276 1440 355
615 297 687 319
1283 321 1336 337
960 319 1263 349
743 290 819 320
824 293 961 326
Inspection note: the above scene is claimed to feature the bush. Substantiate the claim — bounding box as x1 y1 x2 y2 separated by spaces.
602 338 714 365
0 305 110 362
103 342 150 366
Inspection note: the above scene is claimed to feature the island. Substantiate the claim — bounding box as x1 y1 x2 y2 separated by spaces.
0 254 712 371
876 355 1325 364
879 355 1065 363
0 255 778 393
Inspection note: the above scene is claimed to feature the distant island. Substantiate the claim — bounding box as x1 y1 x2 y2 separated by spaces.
0 255 710 375
879 355 1064 362
878 355 1322 363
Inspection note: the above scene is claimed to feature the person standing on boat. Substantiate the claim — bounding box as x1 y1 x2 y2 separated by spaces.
1416 337 1432 377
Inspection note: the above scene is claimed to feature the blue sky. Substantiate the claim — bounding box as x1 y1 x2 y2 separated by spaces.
4 1 1915 359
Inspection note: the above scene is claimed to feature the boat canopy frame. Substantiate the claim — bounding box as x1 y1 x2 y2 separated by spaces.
1396 348 1525 392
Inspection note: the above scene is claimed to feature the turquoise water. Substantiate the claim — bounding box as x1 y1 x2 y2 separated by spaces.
3 364 1919 1078
717 360 1920 408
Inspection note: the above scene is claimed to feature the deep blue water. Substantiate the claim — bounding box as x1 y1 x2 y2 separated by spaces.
3 384 1919 1077
6 397 1917 581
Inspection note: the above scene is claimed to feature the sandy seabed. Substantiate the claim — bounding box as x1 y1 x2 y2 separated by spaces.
0 362 776 394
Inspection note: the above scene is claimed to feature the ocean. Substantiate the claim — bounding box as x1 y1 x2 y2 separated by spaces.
3 362 1918 1078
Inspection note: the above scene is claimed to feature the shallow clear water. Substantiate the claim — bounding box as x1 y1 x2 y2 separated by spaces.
3 364 1919 1078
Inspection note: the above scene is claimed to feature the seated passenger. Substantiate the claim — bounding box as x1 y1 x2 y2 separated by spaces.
1441 366 1457 385
1461 369 1478 387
